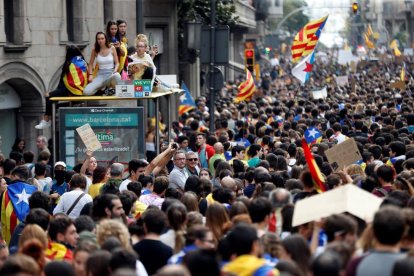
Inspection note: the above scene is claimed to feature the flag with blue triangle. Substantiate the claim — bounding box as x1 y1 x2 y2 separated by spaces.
1 181 37 243
179 82 196 116
304 127 322 145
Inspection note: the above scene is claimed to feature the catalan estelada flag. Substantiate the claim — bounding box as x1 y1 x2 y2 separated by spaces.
45 241 73 261
304 127 322 145
291 15 328 61
63 56 88 96
178 82 196 116
234 69 256 103
1 182 37 244
301 138 326 193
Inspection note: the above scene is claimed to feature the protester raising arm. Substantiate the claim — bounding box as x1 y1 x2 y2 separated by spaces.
80 150 94 176
144 143 177 177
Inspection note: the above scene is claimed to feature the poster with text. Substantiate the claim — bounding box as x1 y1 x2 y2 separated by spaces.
59 107 144 170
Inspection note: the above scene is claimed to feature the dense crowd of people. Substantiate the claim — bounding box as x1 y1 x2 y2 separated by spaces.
2 17 414 276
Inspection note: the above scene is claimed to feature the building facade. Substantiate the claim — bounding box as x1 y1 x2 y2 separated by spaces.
0 0 178 156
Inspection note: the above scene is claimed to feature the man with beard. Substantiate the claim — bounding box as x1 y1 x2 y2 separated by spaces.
91 193 125 222
46 216 79 261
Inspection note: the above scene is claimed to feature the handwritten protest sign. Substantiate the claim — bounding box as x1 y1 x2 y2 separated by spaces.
76 124 102 152
335 75 349 86
325 138 362 171
311 87 327 100
292 184 383 226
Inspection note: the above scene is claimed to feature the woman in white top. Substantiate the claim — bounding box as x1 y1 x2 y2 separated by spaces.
128 34 156 81
84 32 121 95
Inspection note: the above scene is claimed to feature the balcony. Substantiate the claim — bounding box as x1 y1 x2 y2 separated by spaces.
235 0 256 29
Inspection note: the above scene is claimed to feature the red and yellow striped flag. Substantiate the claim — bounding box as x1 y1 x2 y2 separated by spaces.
291 15 328 61
1 191 19 244
301 138 326 193
234 70 256 103
45 241 73 261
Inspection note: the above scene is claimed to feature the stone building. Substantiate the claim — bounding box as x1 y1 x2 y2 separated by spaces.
0 0 178 155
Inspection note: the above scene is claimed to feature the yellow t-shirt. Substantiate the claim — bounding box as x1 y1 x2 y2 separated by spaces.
134 200 148 219
88 183 105 199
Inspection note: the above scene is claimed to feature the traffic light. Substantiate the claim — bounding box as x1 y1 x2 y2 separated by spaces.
352 2 358 14
244 49 255 73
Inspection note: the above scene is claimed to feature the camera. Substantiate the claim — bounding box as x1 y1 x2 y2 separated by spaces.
172 143 178 149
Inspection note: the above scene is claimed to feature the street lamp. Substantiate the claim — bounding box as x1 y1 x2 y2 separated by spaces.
184 20 202 64
186 20 202 51
405 0 413 47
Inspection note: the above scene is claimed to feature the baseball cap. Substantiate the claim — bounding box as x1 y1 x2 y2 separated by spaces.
54 161 67 168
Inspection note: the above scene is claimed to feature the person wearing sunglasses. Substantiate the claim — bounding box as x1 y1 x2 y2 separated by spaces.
185 151 200 177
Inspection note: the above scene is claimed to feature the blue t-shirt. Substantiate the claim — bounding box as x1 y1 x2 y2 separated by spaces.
51 181 68 195
199 148 208 169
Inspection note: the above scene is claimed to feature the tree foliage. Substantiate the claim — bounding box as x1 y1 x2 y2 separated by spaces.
267 0 309 35
177 0 238 62
178 0 238 27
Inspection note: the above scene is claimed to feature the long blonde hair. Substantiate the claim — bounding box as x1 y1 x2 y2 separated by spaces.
96 219 132 251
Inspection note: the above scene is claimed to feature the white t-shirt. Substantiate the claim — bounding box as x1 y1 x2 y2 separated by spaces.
130 52 156 69
53 189 93 219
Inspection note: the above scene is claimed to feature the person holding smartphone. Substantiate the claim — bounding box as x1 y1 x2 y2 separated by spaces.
106 20 126 74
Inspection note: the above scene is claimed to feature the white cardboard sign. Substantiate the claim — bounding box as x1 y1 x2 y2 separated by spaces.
76 123 102 152
292 184 382 227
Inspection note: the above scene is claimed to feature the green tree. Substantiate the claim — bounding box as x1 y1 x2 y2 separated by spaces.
177 0 238 62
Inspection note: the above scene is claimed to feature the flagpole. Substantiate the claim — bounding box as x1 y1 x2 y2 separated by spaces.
209 0 216 133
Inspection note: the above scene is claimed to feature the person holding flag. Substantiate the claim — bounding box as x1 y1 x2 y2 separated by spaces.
1 166 37 244
35 45 88 130
293 139 326 203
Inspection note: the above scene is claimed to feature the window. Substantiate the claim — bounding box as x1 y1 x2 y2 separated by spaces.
103 0 113 26
4 0 14 43
65 0 85 43
66 0 74 42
